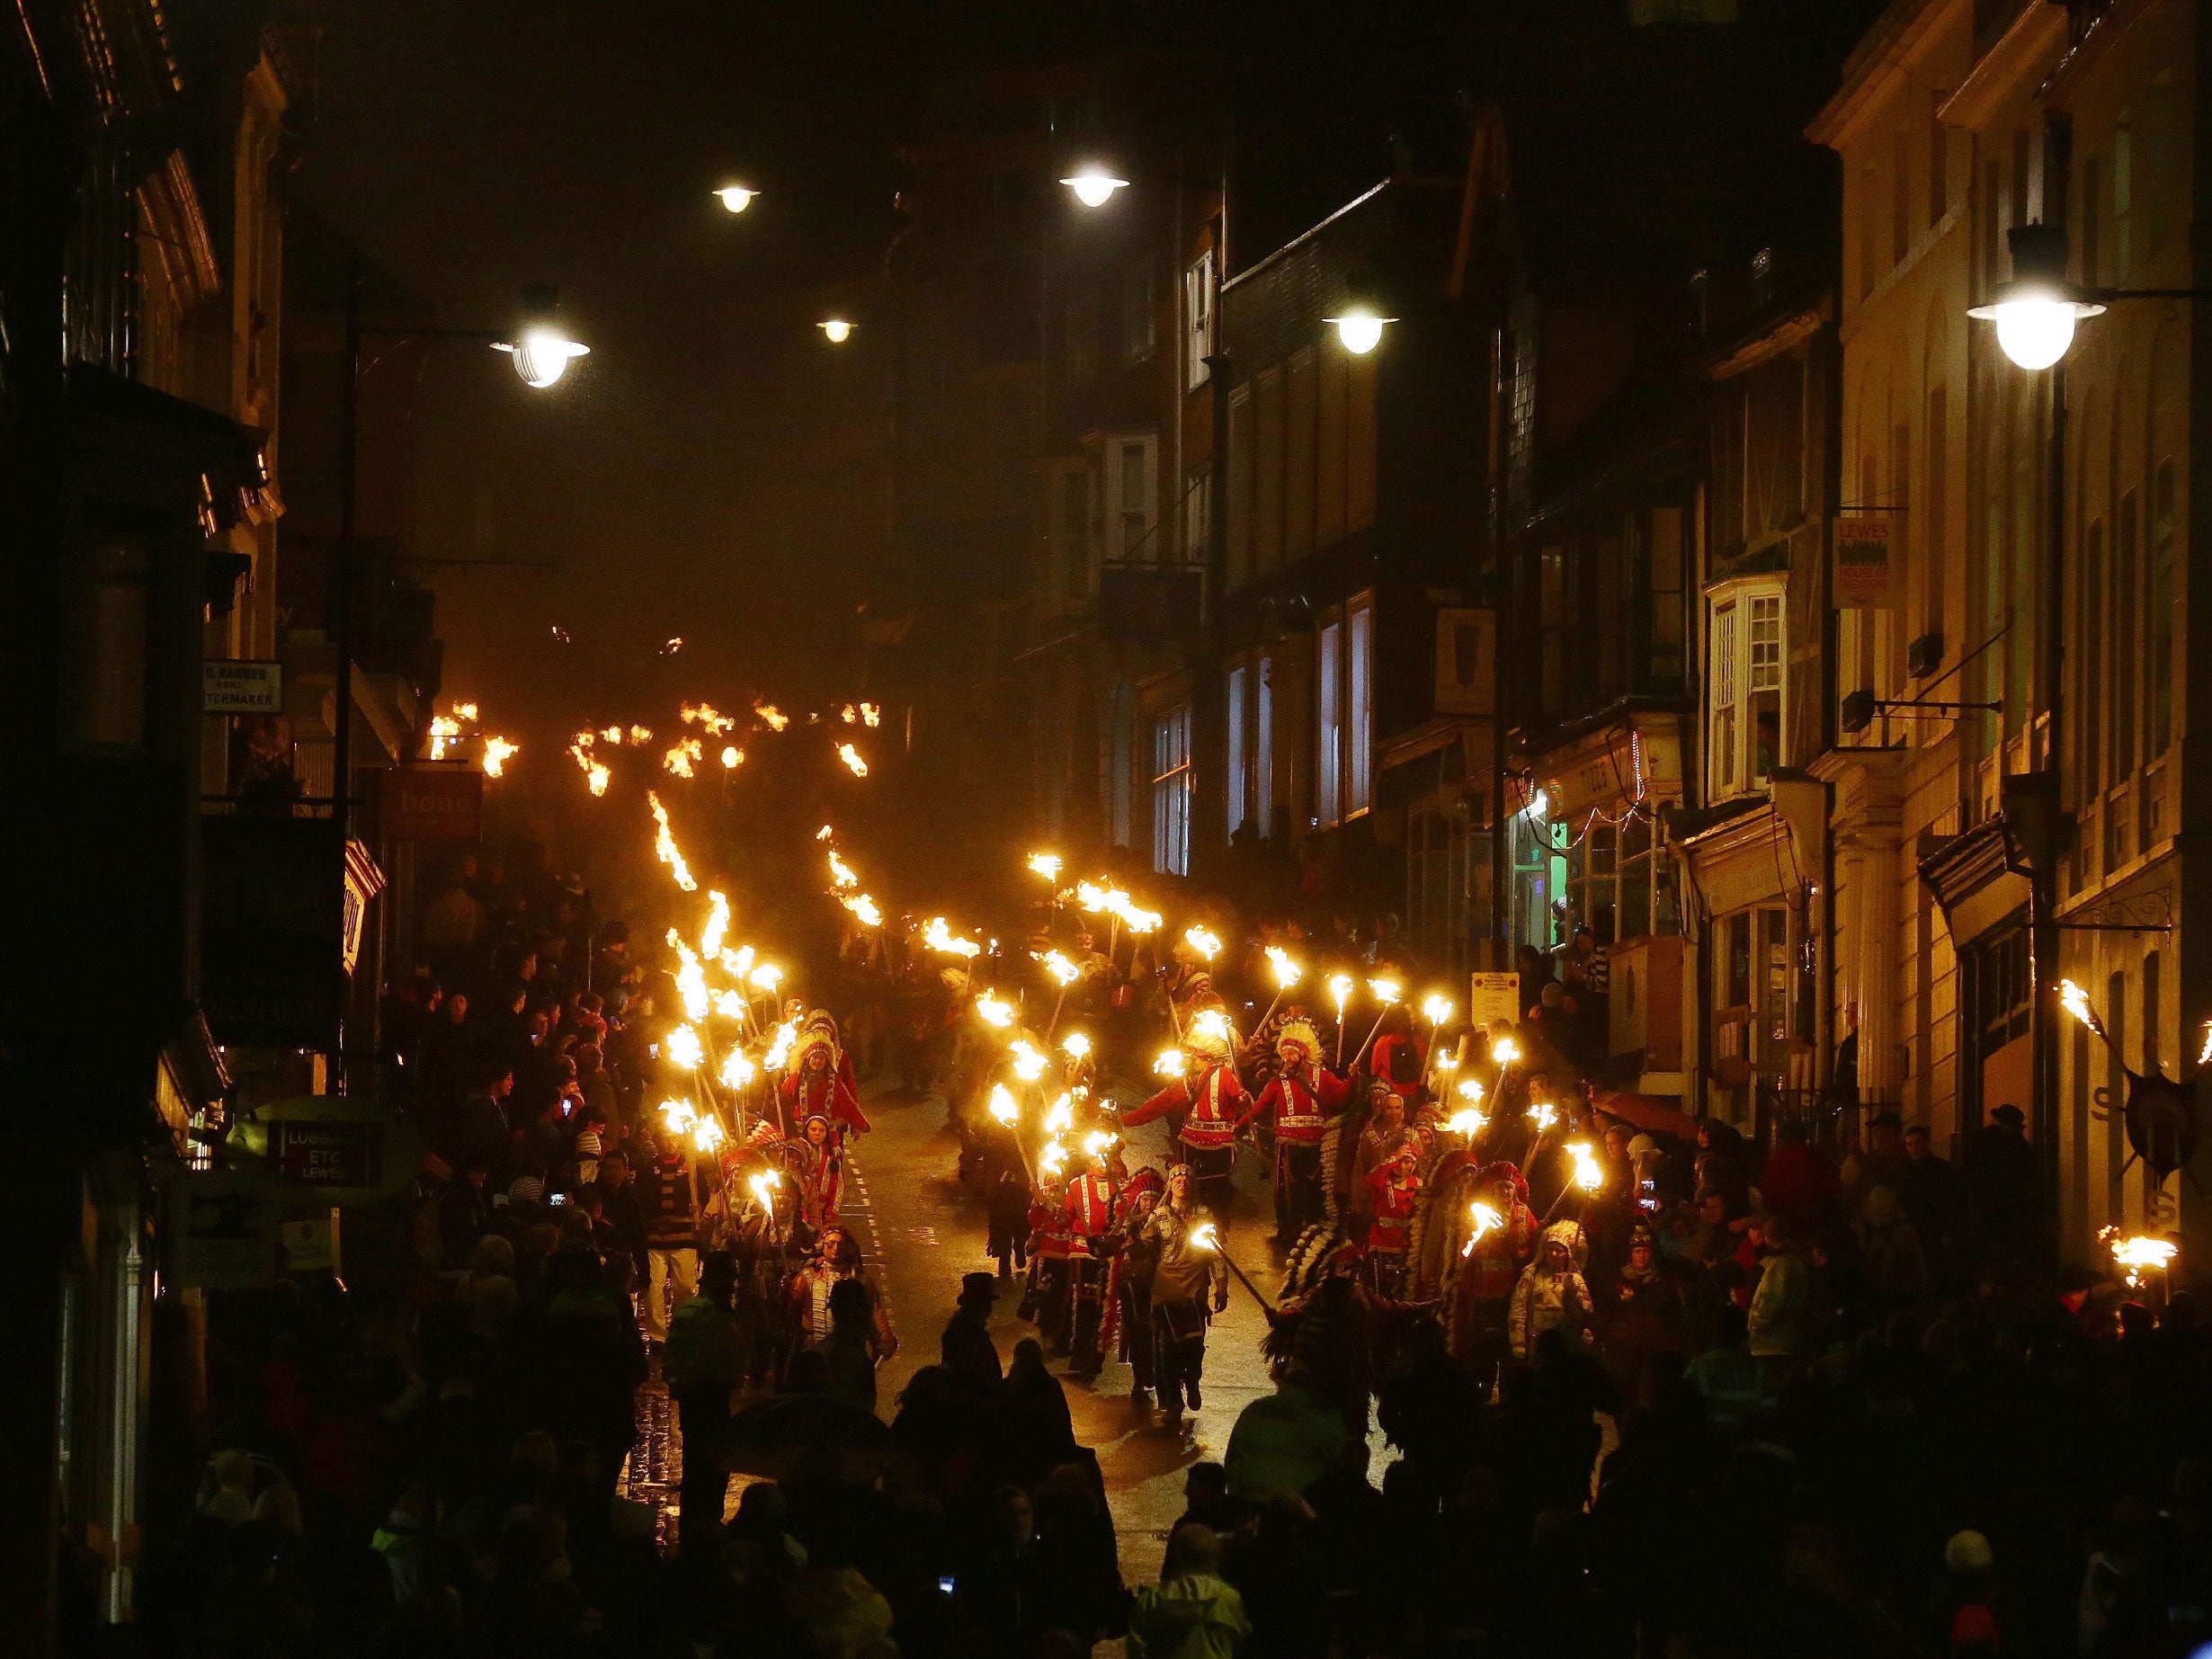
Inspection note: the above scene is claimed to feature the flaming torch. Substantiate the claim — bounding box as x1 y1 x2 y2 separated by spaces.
1352 977 1402 1070
1458 1200 1504 1256
1028 852 1064 882
2106 1227 2179 1295
1330 974 1355 1066
976 993 1015 1030
1257 946 1304 1030
647 792 698 892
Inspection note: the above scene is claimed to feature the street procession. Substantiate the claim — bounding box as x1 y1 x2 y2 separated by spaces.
20 0 2212 1655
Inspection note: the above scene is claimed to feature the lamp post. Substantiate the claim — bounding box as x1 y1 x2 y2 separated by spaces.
332 277 586 1081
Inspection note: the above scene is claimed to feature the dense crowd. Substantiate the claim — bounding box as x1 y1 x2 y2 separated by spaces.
115 837 2212 1659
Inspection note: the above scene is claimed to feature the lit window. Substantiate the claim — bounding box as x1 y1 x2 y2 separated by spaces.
1347 596 1374 814
1183 249 1216 390
1706 578 1786 798
1152 707 1192 876
1226 664 1248 836
1317 619 1342 825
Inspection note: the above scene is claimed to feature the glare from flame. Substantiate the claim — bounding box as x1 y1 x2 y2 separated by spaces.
724 945 755 978
763 1020 798 1070
827 850 860 889
1422 994 1454 1025
977 994 1015 1029
1446 1108 1488 1138
748 962 783 992
719 1048 756 1090
674 951 709 1021
1038 1142 1069 1177
2199 1022 2212 1069
681 701 738 735
1028 852 1064 881
1492 1036 1521 1066
1459 1201 1504 1254
1010 1041 1048 1084
1083 1128 1116 1160
714 989 745 1021
1191 1009 1235 1048
658 1098 697 1135
664 737 702 778
1265 947 1304 990
647 792 698 891
2058 979 2106 1038
701 891 731 957
1184 925 1222 960
923 917 982 959
754 703 789 732
1188 1222 1219 1252
1568 1142 1604 1192
1075 881 1110 914
988 1085 1020 1126
2107 1228 2179 1288
1039 950 1081 986
1434 1050 1461 1073
837 743 869 777
1153 1049 1187 1078
840 892 884 928
1328 973 1354 1010
721 745 743 769
1061 1032 1093 1058
481 736 518 778
1044 1093 1075 1133
666 1025 705 1071
1528 1101 1558 1132
1369 977 1403 1006
691 1116 727 1155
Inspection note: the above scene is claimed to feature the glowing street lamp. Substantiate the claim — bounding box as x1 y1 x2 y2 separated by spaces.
1061 167 1129 208
1967 225 2106 370
714 184 758 214
1326 305 1394 355
818 317 854 343
494 318 591 388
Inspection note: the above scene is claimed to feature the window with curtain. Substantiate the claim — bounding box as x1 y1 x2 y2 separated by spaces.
1317 619 1342 826
1347 596 1374 815
1152 706 1192 876
1226 664 1248 837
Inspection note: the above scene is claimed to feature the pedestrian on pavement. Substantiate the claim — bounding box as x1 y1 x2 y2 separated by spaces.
816 1278 879 1413
1143 1164 1228 1417
638 1130 700 1343
1127 1523 1250 1658
664 1250 744 1551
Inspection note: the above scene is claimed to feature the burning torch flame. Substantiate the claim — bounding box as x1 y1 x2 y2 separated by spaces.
2106 1228 2178 1288
719 1049 755 1089
1043 1093 1075 1133
977 994 1015 1029
1184 925 1222 960
1492 1036 1521 1066
1010 1041 1048 1084
988 1085 1019 1126
602 726 624 744
451 701 478 723
1153 1049 1187 1078
763 1021 798 1070
2058 979 2106 1038
1457 1078 1486 1106
664 737 702 778
715 989 745 1021
1328 973 1354 1011
748 1170 779 1208
1369 977 1402 1006
691 1116 727 1155
586 761 610 795
1039 950 1081 986
1446 1108 1488 1139
748 962 783 992
1061 1032 1093 1058
754 703 789 732
1028 852 1064 881
816 824 834 841
720 745 743 769
1459 1201 1503 1255
666 1025 705 1071
1422 994 1453 1025
658 1098 697 1134
1083 1128 1116 1159
1266 947 1304 990
841 892 884 928
724 945 754 977
1191 1009 1234 1047
923 917 982 959
428 714 460 759
701 891 731 958
827 850 859 889
1075 881 1110 914
681 701 738 735
647 792 698 892
1039 1142 1069 1176
629 725 652 744
1568 1142 1604 1192
675 951 709 1021
481 736 518 778
837 743 868 777
1528 1101 1558 1132
1188 1222 1218 1252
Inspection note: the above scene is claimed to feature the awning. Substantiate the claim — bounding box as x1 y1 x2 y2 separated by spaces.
1591 1088 1699 1139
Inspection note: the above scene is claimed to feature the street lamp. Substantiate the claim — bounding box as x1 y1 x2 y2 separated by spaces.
1967 226 2104 370
1060 167 1129 209
1326 304 1394 354
818 317 855 343
714 183 759 214
489 285 592 388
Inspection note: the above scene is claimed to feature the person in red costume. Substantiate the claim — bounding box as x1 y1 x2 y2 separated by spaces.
779 1027 870 1137
1122 1016 1247 1218
1237 1017 1348 1248
1363 1139 1423 1295
786 1112 844 1236
1448 1161 1539 1369
1060 1146 1119 1377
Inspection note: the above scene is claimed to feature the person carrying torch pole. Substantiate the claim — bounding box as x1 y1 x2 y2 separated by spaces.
1137 1164 1230 1417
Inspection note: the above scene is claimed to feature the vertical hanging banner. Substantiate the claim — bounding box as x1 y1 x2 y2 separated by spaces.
1833 515 1894 608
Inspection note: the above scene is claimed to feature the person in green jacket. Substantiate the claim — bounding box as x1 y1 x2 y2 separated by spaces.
1223 1366 1348 1503
1746 1216 1812 1369
664 1251 745 1550
1128 1524 1250 1658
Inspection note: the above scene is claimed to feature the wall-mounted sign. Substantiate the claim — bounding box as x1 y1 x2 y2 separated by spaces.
380 767 483 843
203 659 283 714
1833 515 1894 608
1469 971 1521 1028
169 1169 281 1289
1434 609 1495 717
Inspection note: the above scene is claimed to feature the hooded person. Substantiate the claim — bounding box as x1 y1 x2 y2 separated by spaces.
1122 1012 1248 1217
1238 1016 1350 1247
1508 1219 1594 1362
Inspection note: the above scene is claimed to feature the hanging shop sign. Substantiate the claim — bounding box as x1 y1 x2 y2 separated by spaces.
202 659 283 714
1833 515 1894 608
1469 971 1521 1029
1433 609 1495 717
380 765 484 843
232 1095 424 1209
169 1168 281 1289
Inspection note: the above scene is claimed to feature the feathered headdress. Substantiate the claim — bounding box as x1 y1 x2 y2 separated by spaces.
1276 1017 1322 1064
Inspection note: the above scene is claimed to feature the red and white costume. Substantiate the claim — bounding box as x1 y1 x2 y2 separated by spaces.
1124 1058 1248 1154
780 1055 870 1136
1062 1166 1118 1261
1241 1057 1348 1146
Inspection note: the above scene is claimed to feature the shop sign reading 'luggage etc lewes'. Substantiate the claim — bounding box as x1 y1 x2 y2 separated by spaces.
1833 515 1893 609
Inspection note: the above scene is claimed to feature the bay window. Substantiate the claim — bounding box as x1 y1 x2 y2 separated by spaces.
1152 706 1192 876
1706 576 1784 799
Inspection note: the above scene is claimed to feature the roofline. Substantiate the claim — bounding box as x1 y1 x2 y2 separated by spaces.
1806 0 1953 148
1221 180 1389 293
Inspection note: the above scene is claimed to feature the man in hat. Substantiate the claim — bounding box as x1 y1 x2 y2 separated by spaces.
1124 1017 1249 1217
780 1024 870 1137
1142 1164 1229 1416
942 1271 1003 1389
1239 1017 1348 1248
1112 1166 1167 1408
1061 1143 1119 1378
1964 1102 2038 1270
